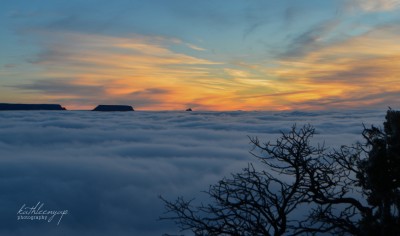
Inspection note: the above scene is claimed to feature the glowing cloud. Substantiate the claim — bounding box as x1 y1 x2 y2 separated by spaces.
267 25 400 109
10 26 400 111
19 31 226 110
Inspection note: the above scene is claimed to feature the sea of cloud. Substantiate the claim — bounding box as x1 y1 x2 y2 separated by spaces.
0 109 387 235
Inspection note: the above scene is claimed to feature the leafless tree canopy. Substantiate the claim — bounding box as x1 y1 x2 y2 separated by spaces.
161 110 400 236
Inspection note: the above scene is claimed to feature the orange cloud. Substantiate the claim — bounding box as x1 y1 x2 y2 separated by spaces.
265 26 400 109
25 31 228 110
13 26 400 111
24 31 300 111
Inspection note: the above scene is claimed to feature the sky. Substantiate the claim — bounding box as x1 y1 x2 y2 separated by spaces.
0 109 386 235
1 0 400 110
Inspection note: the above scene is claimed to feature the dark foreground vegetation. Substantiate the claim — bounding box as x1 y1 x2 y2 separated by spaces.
161 109 400 235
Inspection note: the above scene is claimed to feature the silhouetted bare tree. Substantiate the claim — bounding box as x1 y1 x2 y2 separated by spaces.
161 110 400 236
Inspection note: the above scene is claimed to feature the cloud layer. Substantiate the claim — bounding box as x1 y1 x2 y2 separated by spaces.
0 110 388 235
2 1 400 111
12 24 400 111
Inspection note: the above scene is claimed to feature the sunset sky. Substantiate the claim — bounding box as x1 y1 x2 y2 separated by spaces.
1 0 400 110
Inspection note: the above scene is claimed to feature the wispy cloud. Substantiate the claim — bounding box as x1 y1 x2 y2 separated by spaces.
18 31 222 109
11 17 400 111
281 19 341 59
14 79 106 97
346 0 400 12
268 25 400 109
185 43 206 51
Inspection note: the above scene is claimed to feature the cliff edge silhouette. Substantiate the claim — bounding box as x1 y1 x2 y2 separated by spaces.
0 103 66 110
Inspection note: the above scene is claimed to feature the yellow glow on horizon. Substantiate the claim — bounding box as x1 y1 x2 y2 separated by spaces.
15 28 400 111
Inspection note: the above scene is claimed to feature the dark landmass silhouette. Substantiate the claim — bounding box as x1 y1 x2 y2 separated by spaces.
186 108 193 111
93 105 134 111
0 103 66 111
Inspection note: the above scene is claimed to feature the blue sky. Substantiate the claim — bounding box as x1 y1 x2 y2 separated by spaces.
1 0 400 110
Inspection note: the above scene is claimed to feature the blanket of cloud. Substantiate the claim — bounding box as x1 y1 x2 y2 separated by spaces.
0 109 387 236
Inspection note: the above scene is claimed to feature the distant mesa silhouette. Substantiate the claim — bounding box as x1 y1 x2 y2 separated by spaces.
186 108 193 111
0 103 66 111
93 105 134 112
